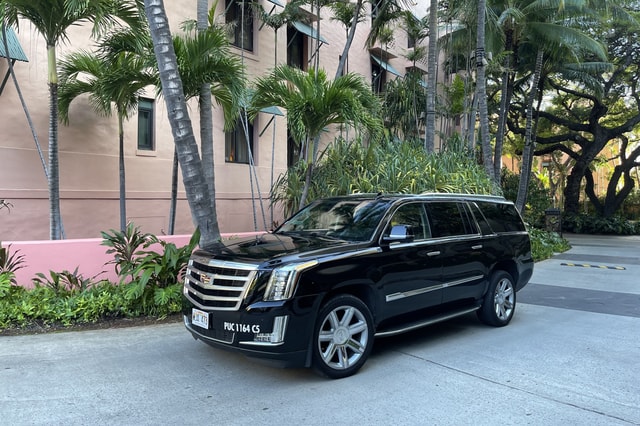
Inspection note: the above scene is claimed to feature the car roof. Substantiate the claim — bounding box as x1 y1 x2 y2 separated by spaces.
322 193 509 204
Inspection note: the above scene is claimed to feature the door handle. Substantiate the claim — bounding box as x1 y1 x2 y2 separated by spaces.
471 245 483 250
427 251 441 257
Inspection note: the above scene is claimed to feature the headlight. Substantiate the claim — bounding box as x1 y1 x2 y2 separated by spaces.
264 260 318 301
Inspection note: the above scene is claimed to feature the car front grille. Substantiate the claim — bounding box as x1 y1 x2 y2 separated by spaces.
184 257 258 311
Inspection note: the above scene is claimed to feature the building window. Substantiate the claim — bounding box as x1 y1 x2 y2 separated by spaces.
137 98 154 150
287 133 300 167
226 119 254 164
407 32 416 49
371 61 386 93
226 0 254 52
287 26 305 69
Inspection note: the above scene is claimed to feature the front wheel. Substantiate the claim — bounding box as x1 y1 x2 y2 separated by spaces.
312 294 374 379
477 271 516 327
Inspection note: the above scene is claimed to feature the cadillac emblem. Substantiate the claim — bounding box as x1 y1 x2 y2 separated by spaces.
200 273 213 285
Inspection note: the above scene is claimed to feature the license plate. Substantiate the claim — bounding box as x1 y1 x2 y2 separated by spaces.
192 308 209 329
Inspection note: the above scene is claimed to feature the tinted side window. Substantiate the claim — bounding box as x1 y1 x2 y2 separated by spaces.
477 201 526 233
469 202 493 235
385 203 430 240
426 202 466 237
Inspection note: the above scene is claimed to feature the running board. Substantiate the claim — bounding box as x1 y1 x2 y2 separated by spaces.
375 306 481 338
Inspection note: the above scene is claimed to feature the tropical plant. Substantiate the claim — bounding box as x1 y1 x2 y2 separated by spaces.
382 75 427 141
0 243 25 284
528 227 571 261
250 65 383 208
1 0 144 240
425 0 438 152
330 0 367 78
143 0 219 249
101 222 154 279
168 7 245 233
272 137 499 216
474 0 494 182
32 267 98 295
58 27 155 232
118 229 199 302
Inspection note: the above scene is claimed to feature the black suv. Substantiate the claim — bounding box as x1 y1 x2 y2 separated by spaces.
183 194 534 378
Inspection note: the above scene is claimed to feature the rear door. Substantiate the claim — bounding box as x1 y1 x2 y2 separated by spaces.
425 201 490 304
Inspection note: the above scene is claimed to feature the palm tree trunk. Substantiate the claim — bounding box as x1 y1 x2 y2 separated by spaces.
515 48 544 213
118 114 127 231
475 0 494 182
168 149 178 234
144 0 220 248
493 30 514 182
47 43 63 240
334 0 363 79
424 0 437 152
197 0 218 219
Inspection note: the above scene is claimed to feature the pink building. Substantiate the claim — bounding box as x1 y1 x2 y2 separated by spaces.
0 0 429 242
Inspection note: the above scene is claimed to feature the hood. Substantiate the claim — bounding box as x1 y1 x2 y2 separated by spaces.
195 232 365 266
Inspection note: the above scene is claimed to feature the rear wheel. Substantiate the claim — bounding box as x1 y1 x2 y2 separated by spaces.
312 294 374 379
478 271 516 327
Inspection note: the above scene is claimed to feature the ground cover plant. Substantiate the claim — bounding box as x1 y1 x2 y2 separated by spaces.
0 226 198 334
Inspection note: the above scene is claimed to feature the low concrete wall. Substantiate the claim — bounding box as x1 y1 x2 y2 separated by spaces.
3 232 264 288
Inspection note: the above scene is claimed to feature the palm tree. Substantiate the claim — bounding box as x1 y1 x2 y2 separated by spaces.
167 12 245 234
475 0 495 182
58 36 155 232
196 0 215 237
425 0 438 152
143 0 220 249
330 0 366 79
2 0 143 240
250 65 383 210
512 1 610 212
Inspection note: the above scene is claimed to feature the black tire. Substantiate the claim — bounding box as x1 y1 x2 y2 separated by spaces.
312 294 374 379
477 271 516 327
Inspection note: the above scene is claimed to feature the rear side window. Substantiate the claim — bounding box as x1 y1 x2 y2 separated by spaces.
476 201 526 233
426 202 467 237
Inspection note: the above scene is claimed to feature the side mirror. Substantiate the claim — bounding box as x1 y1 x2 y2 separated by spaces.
381 224 414 245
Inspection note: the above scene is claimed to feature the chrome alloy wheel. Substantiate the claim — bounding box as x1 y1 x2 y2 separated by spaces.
317 305 369 371
494 276 515 321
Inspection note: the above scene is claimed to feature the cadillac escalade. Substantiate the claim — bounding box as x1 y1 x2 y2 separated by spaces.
182 193 534 378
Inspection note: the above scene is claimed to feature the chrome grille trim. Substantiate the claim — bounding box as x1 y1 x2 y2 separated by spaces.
184 257 259 311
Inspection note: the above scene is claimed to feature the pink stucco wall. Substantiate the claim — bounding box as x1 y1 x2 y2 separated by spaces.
4 232 264 288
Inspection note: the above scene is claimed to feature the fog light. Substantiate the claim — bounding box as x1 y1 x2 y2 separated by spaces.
246 316 289 345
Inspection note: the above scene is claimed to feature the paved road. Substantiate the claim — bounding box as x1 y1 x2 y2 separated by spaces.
1 234 639 425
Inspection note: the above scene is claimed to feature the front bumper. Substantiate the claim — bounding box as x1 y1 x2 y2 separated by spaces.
182 298 316 368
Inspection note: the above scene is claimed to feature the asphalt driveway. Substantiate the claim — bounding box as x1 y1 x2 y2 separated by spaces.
1 234 639 425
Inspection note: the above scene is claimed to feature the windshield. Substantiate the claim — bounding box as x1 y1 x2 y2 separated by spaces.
275 198 391 242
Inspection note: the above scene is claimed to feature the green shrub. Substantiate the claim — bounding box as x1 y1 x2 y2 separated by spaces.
501 168 551 228
101 223 153 280
0 228 199 332
528 227 571 261
0 243 25 284
563 213 639 235
32 267 98 295
273 138 498 216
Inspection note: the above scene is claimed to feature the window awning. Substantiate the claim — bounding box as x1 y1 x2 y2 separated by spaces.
240 90 283 116
291 21 329 45
0 27 28 62
259 105 284 116
371 55 402 77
